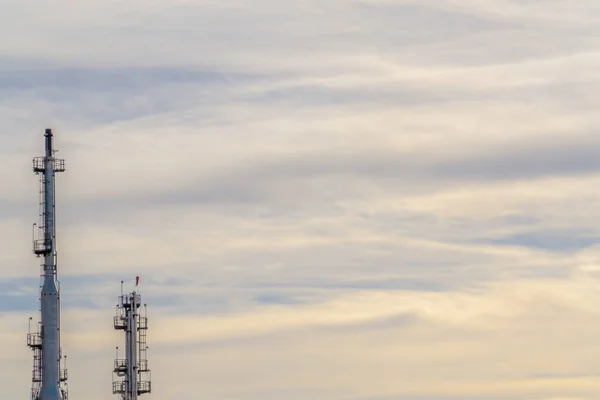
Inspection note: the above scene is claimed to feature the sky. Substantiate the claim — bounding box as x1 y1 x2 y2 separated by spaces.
1 0 600 399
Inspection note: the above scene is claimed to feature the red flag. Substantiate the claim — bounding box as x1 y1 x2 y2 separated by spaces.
135 276 139 286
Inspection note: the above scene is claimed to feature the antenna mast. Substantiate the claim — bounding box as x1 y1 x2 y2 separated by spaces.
26 128 68 400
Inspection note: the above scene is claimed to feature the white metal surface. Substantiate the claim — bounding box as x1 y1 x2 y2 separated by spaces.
27 129 68 400
113 284 151 400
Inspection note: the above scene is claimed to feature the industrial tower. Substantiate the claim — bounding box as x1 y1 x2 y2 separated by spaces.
113 279 152 400
26 128 69 400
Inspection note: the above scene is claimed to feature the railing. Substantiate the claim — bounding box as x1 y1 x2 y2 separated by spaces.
27 332 42 348
54 159 65 172
114 359 127 372
33 157 45 172
138 316 148 329
112 381 126 394
33 238 51 255
138 381 151 394
32 367 41 383
32 157 65 172
60 369 68 382
139 359 149 372
114 316 127 330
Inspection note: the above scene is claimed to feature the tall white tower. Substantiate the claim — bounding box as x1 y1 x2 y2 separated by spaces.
113 279 152 400
26 128 69 400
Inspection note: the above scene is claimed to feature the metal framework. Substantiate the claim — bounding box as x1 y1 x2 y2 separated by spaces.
113 282 151 400
26 129 68 400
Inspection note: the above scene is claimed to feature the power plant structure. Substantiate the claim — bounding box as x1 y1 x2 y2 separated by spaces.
112 279 152 400
24 129 154 400
26 128 68 400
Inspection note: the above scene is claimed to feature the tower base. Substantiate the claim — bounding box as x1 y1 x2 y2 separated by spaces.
38 384 63 400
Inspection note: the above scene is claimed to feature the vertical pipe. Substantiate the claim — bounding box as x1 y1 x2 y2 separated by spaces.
130 293 138 400
124 295 130 400
39 128 61 400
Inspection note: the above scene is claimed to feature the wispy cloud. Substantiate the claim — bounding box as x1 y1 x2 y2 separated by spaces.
1 0 600 399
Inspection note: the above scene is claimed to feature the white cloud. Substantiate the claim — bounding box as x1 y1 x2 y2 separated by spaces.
5 274 600 399
1 0 600 398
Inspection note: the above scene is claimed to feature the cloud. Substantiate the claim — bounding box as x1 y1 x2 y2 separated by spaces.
2 0 600 399
19 274 596 400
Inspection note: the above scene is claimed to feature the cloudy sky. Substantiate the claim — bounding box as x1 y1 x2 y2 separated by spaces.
2 0 600 399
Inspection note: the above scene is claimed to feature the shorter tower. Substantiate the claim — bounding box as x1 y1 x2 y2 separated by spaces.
112 279 151 400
